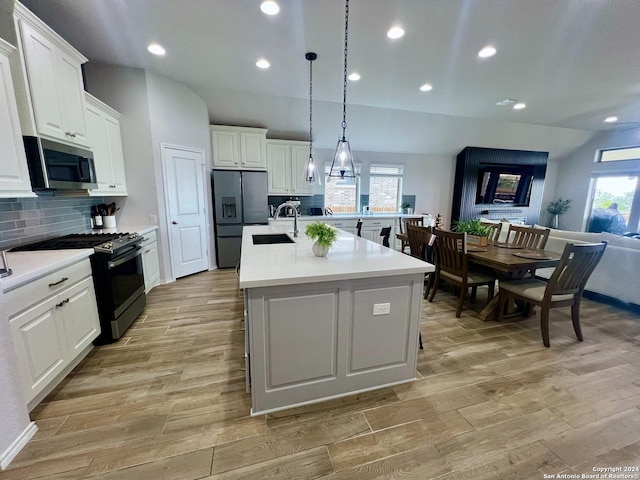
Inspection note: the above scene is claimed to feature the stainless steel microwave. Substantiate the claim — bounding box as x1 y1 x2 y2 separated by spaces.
23 136 97 191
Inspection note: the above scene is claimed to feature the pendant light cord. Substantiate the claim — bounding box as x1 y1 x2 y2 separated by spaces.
341 0 349 138
309 56 313 158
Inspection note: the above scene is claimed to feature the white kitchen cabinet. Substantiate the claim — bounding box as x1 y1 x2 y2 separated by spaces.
6 259 100 409
85 93 127 196
266 140 313 196
11 2 89 148
0 38 34 198
141 230 160 293
211 125 267 170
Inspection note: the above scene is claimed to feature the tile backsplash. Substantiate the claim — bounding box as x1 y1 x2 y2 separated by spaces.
0 196 104 250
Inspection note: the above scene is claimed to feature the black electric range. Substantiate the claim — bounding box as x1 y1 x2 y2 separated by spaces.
12 232 146 344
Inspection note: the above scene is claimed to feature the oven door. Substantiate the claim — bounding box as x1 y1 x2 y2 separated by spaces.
108 246 145 320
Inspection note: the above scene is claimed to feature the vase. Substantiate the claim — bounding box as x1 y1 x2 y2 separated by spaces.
312 241 329 257
551 214 559 229
467 235 488 247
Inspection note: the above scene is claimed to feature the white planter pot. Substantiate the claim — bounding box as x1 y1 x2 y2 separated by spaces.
312 241 329 257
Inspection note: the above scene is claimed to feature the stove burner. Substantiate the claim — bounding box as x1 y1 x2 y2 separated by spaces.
11 233 134 252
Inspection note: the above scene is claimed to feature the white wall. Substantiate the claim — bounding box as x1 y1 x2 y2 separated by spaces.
313 148 456 225
0 291 32 469
144 72 213 277
195 87 595 162
84 63 214 280
553 127 640 231
83 64 156 227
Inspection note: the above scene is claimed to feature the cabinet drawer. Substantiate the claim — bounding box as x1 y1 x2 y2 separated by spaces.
142 230 157 246
5 259 92 316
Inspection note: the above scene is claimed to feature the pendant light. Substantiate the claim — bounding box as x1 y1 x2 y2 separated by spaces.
303 52 321 185
327 0 356 183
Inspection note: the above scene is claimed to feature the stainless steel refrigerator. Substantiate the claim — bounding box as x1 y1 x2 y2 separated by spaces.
212 170 269 268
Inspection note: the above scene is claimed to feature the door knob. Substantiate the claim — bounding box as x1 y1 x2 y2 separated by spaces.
172 221 178 225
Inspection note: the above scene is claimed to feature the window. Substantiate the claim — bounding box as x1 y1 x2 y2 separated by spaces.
587 174 639 234
599 146 640 163
368 165 403 213
324 164 360 213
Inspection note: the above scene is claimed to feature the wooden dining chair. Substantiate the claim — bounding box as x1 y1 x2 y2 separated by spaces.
480 221 502 244
356 219 363 237
506 224 550 249
399 216 424 252
406 224 434 350
497 242 607 347
428 229 497 318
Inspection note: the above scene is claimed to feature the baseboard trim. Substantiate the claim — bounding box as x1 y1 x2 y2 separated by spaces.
0 421 38 470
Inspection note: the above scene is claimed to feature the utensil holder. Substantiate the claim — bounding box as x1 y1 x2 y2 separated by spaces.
103 215 116 228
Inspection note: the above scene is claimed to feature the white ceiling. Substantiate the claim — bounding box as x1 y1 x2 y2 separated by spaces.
18 0 640 154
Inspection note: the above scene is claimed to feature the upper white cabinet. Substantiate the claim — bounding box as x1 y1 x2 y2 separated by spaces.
85 93 127 196
266 140 313 196
11 2 89 148
0 38 34 198
211 125 267 170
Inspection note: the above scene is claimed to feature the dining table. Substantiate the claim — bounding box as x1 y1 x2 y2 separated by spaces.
466 243 562 321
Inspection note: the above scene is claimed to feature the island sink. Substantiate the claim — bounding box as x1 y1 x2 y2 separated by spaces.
252 234 294 245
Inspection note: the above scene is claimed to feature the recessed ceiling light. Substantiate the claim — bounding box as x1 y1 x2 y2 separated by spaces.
348 72 360 81
256 58 270 69
419 83 433 92
478 45 497 58
496 98 517 106
604 116 619 123
147 43 166 56
387 26 405 39
260 1 280 15
513 102 526 110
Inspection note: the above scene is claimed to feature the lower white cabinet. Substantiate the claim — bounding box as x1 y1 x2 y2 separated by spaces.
7 259 100 408
141 230 160 293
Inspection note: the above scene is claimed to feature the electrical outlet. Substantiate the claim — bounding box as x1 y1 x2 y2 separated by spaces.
149 215 158 224
373 303 391 316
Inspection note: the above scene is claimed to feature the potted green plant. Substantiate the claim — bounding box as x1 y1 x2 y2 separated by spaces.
401 202 413 214
305 221 339 257
454 218 492 247
546 198 571 229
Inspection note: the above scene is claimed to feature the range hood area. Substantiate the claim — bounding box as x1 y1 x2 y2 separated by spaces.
23 136 97 191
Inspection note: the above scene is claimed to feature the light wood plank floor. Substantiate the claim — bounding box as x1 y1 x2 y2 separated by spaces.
4 269 640 479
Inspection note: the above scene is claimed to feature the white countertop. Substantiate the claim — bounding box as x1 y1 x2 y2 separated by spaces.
1 249 93 292
239 224 434 289
272 213 431 221
0 224 158 293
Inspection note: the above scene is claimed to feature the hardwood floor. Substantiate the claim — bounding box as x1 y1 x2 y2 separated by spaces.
4 269 640 479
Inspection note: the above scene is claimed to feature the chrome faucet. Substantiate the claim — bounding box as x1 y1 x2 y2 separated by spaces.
274 202 299 237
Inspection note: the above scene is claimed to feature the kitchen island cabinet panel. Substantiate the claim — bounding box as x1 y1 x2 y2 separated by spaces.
245 272 425 416
260 289 339 389
349 284 411 373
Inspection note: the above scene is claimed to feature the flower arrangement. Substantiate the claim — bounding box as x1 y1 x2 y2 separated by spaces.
305 222 338 248
547 198 572 215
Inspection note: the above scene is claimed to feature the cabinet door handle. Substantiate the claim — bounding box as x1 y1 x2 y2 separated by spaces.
144 249 150 254
49 277 69 287
172 221 178 225
56 298 70 308
65 131 73 136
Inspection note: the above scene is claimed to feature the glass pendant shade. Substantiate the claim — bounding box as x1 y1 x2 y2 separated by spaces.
303 154 321 185
328 137 355 183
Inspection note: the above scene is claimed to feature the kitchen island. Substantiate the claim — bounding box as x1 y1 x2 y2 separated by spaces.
239 224 434 416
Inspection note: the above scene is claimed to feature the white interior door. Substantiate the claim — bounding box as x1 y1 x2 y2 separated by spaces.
162 145 208 279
